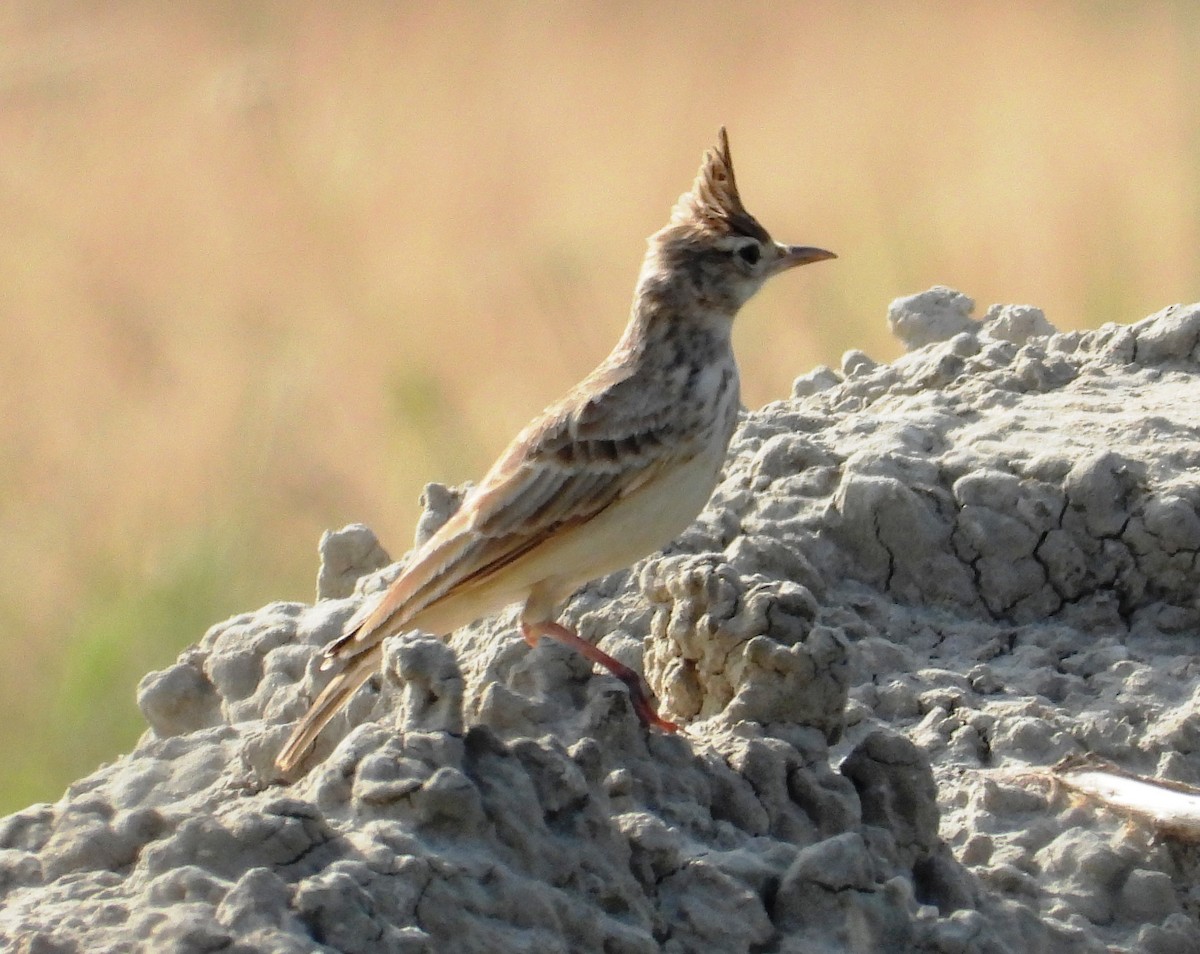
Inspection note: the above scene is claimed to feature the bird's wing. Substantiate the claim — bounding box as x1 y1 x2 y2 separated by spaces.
325 361 703 661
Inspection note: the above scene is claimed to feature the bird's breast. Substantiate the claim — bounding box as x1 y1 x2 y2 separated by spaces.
687 357 740 447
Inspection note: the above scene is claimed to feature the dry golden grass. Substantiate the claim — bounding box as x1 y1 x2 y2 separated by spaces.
0 2 1196 810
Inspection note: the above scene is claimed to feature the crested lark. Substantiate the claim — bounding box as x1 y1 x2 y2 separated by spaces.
276 128 834 775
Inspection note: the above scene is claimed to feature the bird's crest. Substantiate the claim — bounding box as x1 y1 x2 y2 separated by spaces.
669 127 771 242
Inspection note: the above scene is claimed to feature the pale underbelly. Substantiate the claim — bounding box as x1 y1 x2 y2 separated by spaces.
407 444 726 635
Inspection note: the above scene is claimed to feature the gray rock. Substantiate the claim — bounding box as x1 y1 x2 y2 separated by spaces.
888 286 978 350
982 303 1057 344
315 523 392 600
7 290 1200 952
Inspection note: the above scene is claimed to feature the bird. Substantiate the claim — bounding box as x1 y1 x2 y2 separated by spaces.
276 128 834 775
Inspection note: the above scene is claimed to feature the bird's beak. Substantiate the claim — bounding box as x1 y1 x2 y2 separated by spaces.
769 244 837 276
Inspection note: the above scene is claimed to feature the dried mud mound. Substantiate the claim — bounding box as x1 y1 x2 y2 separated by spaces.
5 288 1200 953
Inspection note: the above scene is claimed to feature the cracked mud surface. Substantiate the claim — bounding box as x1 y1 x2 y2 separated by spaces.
4 288 1200 952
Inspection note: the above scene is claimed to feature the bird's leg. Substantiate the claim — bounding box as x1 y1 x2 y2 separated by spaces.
521 620 678 733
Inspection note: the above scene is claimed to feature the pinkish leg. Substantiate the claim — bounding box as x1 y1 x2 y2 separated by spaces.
521 620 678 732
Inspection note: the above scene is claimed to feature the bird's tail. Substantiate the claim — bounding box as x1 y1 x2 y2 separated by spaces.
275 646 383 776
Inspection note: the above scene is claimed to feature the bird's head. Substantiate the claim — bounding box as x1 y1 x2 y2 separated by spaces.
642 127 835 314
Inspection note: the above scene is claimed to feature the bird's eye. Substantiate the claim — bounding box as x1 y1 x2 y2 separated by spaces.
736 243 761 266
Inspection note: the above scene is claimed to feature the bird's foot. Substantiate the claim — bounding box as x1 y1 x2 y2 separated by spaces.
521 620 678 733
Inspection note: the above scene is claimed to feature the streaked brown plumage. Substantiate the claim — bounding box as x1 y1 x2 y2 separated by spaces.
276 128 834 775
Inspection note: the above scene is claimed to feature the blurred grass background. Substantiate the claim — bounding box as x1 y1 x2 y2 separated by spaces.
0 1 1197 813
